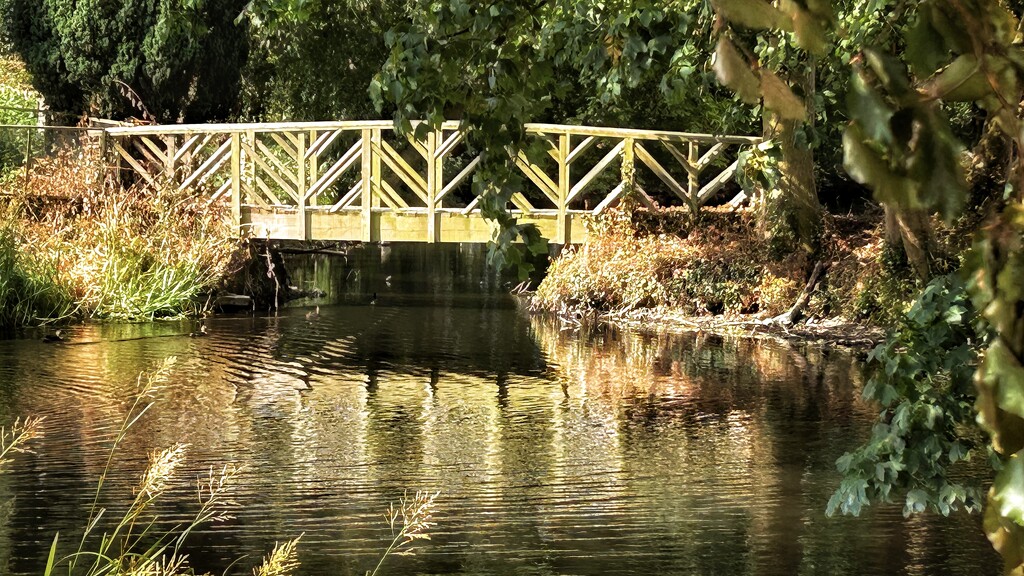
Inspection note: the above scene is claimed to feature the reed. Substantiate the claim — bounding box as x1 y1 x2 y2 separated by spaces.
2 137 241 326
0 359 440 575
0 209 77 328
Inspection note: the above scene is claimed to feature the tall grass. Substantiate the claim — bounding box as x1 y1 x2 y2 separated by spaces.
0 360 440 575
2 136 241 326
0 208 77 327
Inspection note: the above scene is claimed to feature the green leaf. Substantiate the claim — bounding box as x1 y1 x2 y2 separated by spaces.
712 0 793 31
713 37 761 105
993 453 1024 526
842 123 916 206
43 532 58 576
792 7 828 55
905 11 948 77
847 71 893 144
760 70 806 121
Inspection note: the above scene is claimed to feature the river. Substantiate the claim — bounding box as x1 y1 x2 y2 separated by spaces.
0 296 1000 575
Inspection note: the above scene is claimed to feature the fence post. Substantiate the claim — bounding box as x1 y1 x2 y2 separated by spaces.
360 128 373 242
231 133 241 233
425 127 439 243
688 142 699 211
97 129 109 191
557 133 570 244
297 131 308 241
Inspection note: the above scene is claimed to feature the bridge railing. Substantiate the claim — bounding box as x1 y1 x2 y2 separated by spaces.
101 121 759 244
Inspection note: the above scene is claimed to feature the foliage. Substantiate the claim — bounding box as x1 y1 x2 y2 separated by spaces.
240 1 407 121
534 206 802 316
0 211 76 328
969 203 1024 573
2 139 240 324
828 274 985 517
0 57 40 178
1 0 250 121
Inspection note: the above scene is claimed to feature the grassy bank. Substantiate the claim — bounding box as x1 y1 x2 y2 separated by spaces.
533 204 918 331
0 139 242 328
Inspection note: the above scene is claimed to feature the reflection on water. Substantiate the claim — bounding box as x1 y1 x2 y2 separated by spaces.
0 303 999 575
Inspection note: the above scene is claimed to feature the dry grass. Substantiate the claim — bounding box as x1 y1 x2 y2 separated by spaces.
2 136 241 325
535 206 806 317
535 204 897 324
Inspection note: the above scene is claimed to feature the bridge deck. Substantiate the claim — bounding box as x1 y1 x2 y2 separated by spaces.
94 121 759 244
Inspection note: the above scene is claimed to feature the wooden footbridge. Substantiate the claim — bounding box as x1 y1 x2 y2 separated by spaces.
93 121 756 244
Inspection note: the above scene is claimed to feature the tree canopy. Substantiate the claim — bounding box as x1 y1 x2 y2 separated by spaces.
1 0 250 122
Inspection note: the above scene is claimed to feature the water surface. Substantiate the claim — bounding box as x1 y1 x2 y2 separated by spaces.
0 301 999 575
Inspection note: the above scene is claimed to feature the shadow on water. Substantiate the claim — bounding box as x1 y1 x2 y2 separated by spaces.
0 300 1000 575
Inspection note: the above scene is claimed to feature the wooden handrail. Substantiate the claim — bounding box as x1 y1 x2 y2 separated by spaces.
83 120 761 244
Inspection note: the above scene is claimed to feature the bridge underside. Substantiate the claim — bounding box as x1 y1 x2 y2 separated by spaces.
244 207 590 244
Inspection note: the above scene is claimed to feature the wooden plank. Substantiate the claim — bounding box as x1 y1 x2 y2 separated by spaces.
113 141 157 186
405 133 428 160
510 192 533 214
173 134 205 164
209 178 232 203
305 129 343 159
634 142 689 202
688 142 699 201
378 178 410 209
254 138 296 186
307 139 362 199
272 131 300 157
329 182 363 212
376 138 428 202
132 139 165 175
245 140 299 202
697 160 739 205
662 141 698 178
592 181 626 215
557 133 569 244
230 134 241 230
697 142 727 171
512 150 559 205
361 128 374 241
105 121 760 145
253 175 279 206
438 154 481 202
524 123 762 145
426 128 438 243
137 135 168 167
435 130 464 160
566 136 596 165
567 139 624 204
178 137 231 191
298 132 308 240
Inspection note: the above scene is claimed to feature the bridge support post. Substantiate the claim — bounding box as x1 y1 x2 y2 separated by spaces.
426 127 439 243
688 142 699 210
557 133 569 245
230 133 241 232
360 128 373 242
297 131 308 240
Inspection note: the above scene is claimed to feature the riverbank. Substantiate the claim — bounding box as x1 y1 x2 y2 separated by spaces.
530 205 909 349
0 140 242 328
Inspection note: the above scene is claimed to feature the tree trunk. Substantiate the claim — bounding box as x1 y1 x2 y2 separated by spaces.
883 203 934 282
758 51 822 253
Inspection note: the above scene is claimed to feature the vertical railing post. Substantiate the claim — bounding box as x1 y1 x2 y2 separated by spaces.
425 127 439 243
308 129 318 199
688 142 699 210
622 137 636 195
165 135 176 177
297 131 308 240
557 132 570 244
230 133 242 234
97 129 109 190
360 128 373 242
